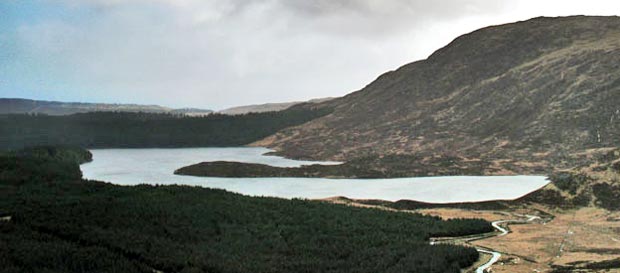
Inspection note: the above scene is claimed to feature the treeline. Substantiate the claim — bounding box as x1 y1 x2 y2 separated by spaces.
0 146 91 188
11 145 93 164
1 146 492 273
0 106 331 150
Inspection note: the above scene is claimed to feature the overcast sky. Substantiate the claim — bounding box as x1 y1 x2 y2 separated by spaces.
1 0 619 110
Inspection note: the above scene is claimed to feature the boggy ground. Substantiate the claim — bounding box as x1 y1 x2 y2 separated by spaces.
325 198 620 273
466 207 620 273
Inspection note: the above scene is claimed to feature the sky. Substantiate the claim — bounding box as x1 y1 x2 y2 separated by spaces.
1 1 619 110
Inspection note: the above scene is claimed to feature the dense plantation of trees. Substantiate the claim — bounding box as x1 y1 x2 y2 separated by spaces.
0 106 331 149
11 145 93 164
0 147 493 273
0 146 91 188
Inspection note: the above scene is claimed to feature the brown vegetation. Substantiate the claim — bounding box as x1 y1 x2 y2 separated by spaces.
256 16 620 177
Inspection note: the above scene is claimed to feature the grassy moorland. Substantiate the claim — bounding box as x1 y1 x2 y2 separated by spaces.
322 148 620 273
0 147 493 273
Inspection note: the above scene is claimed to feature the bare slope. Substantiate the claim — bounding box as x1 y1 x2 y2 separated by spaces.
258 16 620 172
219 97 333 115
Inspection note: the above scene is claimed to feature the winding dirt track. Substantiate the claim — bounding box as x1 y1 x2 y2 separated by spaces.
322 198 545 273
430 214 541 273
476 249 501 273
474 215 541 272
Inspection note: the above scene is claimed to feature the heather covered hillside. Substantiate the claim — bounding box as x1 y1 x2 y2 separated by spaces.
259 16 620 173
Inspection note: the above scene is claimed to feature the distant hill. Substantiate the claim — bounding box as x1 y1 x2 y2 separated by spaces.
219 97 333 115
0 98 213 116
169 108 214 116
257 16 620 173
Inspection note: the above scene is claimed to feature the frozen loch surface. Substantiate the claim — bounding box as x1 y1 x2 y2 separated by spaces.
81 147 549 203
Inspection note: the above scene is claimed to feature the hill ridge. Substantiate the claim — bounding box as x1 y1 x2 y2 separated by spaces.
0 98 213 116
257 16 620 174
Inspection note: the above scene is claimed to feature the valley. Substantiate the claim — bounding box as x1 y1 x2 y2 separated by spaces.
81 147 548 203
2 14 620 273
1 147 492 273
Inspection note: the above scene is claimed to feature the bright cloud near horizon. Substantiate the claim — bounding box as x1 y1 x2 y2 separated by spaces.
1 0 619 110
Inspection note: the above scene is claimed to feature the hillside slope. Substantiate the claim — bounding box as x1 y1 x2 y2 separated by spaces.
219 97 333 115
257 16 620 173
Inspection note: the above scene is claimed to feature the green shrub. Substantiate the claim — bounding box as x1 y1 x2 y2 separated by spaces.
592 183 620 211
549 172 589 195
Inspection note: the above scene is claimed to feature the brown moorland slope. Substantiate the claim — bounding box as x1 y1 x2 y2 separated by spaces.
256 16 620 173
